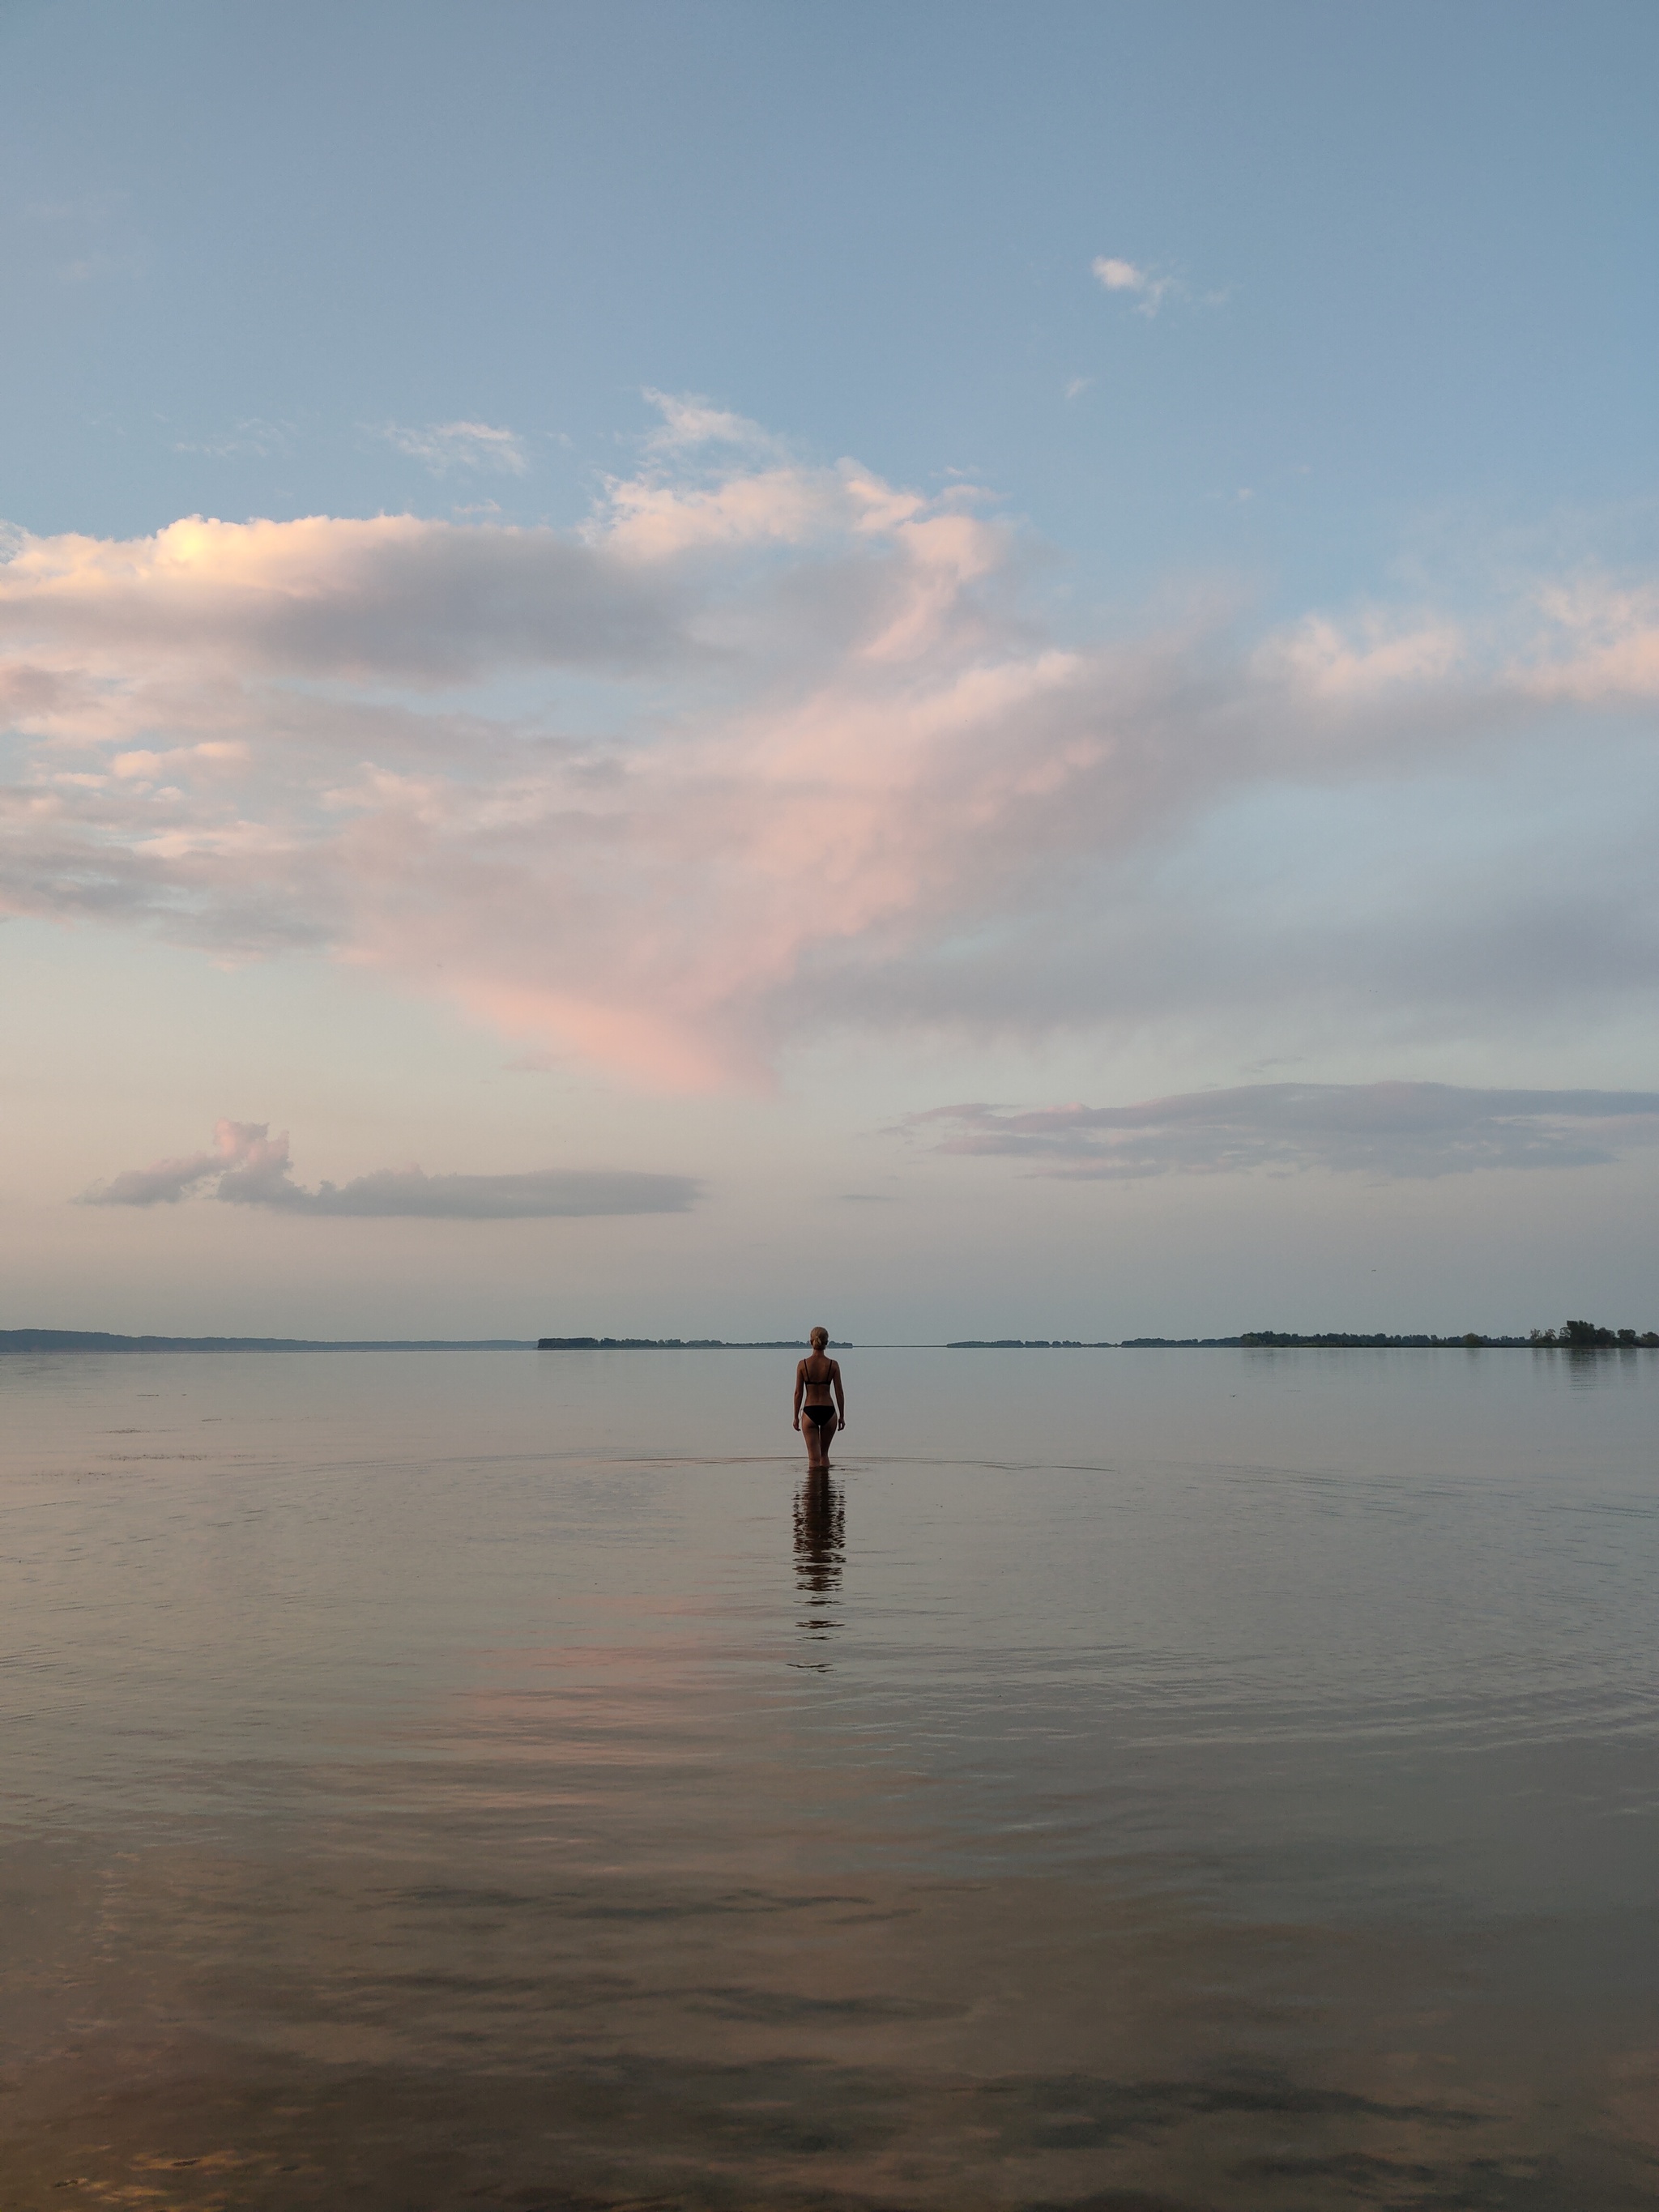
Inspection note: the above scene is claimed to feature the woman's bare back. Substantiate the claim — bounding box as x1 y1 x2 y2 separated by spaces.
799 1354 839 1398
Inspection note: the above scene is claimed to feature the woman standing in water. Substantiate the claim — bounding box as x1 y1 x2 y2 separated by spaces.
792 1327 846 1469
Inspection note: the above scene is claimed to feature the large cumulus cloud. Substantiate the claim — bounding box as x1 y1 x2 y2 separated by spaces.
3 399 1658 1089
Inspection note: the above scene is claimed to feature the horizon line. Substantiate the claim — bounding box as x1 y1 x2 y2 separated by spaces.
4 1327 1653 1356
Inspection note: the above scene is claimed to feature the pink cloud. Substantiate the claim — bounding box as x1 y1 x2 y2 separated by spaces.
1257 613 1465 698
1525 579 1659 700
79 1119 284 1205
4 414 1659 1089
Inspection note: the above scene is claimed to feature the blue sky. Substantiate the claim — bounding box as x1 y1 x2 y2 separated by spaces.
2 0 1657 1337
11 2 1657 591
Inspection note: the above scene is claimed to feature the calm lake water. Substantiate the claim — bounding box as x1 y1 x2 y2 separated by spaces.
2 1346 1657 2210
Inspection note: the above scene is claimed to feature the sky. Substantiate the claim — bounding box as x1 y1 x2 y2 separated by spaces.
3 0 1658 1340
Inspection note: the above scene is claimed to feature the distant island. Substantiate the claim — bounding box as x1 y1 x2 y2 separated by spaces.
0 1330 535 1354
536 1336 808 1350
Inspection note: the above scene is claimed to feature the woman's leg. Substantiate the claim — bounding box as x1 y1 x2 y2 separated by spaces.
803 1407 829 1469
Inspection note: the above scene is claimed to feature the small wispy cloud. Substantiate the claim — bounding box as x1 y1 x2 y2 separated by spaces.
1091 256 1233 318
1064 376 1093 402
1091 255 1182 316
173 419 293 461
81 1121 698 1217
640 389 784 458
377 420 530 476
911 1084 1659 1182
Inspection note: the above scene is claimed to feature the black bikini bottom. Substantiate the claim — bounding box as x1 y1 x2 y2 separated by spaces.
801 1404 838 1429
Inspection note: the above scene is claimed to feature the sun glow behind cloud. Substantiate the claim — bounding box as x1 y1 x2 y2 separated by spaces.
3 399 1659 1097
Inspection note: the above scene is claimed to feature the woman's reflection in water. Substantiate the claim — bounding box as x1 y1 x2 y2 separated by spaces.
792 1470 845 1659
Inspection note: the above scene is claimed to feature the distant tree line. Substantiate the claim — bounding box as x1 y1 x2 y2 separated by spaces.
1236 1332 1503 1348
535 1336 809 1349
1235 1323 1659 1349
945 1328 1659 1349
1528 1320 1659 1349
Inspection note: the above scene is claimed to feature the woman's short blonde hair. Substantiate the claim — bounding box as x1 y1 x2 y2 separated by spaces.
809 1325 830 1348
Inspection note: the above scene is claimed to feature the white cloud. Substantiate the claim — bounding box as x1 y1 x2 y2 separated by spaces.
80 1120 698 1217
911 1085 1659 1181
1091 255 1180 316
1093 256 1146 291
377 420 530 476
640 389 784 458
1260 612 1464 697
0 510 683 683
